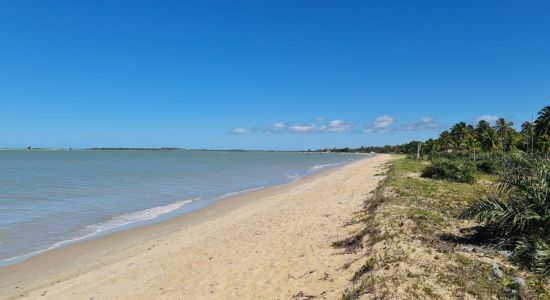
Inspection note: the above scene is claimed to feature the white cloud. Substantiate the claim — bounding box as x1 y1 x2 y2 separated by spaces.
421 117 433 123
373 115 395 129
231 128 250 134
232 115 442 136
400 117 439 131
475 115 499 123
285 119 353 133
230 118 354 134
288 124 316 133
363 115 395 133
323 120 353 133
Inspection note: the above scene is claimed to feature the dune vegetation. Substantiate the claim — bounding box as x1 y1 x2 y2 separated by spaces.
335 105 550 299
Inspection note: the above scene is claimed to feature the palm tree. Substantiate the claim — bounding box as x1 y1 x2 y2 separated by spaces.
495 118 514 151
462 154 550 274
539 134 550 159
438 130 453 152
464 134 481 160
476 120 491 135
476 120 491 151
482 127 501 152
422 138 437 156
450 122 470 150
495 118 514 135
534 105 550 138
521 121 535 154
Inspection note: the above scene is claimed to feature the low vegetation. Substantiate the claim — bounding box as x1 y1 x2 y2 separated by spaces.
421 158 476 183
330 104 549 298
462 154 550 276
474 151 507 174
337 157 549 299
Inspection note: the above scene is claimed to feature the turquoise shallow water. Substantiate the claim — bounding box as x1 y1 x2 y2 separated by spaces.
0 150 368 265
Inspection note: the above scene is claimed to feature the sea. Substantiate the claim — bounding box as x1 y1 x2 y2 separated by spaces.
0 150 369 266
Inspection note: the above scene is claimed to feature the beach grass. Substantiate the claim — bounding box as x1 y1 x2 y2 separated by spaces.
337 157 550 299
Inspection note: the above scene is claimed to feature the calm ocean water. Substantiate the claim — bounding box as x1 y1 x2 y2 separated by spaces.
0 150 368 265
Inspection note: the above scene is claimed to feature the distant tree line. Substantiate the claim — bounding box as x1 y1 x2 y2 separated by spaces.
334 104 550 276
320 105 550 158
318 141 422 155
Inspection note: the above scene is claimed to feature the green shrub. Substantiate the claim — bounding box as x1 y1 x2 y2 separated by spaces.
476 160 498 174
421 158 476 183
430 151 471 160
462 154 550 275
429 151 508 174
514 238 550 275
474 152 507 174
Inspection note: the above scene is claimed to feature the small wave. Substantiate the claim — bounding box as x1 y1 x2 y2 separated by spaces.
309 163 340 171
219 186 265 199
287 174 301 181
0 198 198 266
86 198 198 233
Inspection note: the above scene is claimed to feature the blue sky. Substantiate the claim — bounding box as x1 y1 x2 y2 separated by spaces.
1 1 549 150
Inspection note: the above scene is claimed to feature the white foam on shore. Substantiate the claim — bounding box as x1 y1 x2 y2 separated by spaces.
0 198 198 266
1 186 273 266
86 198 198 233
0 154 368 268
286 174 301 181
309 163 340 171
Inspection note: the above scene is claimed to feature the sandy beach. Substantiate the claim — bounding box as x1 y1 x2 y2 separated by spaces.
0 154 392 300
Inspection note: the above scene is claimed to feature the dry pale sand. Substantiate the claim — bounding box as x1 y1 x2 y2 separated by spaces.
0 154 392 300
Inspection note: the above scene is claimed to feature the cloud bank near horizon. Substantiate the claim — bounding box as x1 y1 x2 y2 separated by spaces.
231 119 354 135
231 115 442 135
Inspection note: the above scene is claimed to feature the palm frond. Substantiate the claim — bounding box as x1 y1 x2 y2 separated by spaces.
463 154 550 274
514 237 550 275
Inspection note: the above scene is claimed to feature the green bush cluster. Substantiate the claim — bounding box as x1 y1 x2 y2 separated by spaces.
462 154 550 275
474 151 506 174
429 150 471 161
421 158 476 183
428 151 508 175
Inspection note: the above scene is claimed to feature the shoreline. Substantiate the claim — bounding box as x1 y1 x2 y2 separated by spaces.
0 155 364 268
0 154 391 299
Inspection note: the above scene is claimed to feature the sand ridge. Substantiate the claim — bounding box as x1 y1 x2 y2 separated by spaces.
0 154 392 300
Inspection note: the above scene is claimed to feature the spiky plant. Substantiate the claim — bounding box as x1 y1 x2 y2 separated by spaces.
514 237 550 275
462 153 550 274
